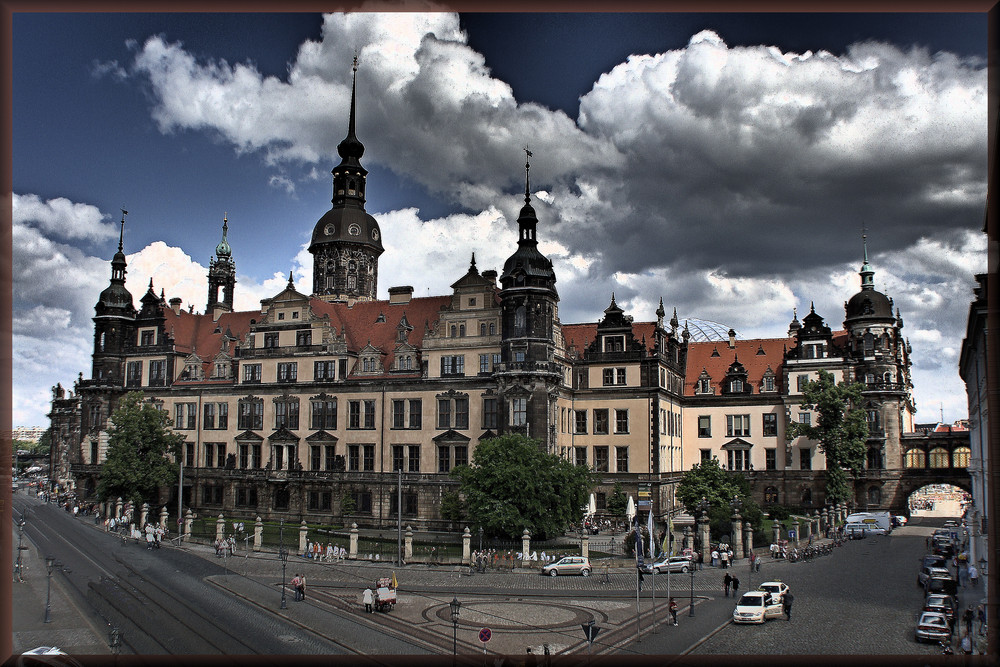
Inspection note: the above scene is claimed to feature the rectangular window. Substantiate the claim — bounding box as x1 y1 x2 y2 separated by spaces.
479 354 490 374
174 403 196 430
263 333 279 348
762 376 775 392
604 335 625 352
243 363 262 383
454 397 469 429
595 492 606 511
700 449 712 464
594 409 609 435
441 355 465 376
408 399 422 429
798 412 811 425
311 446 322 470
126 361 142 386
574 447 587 467
235 487 258 508
574 410 587 435
698 415 711 437
437 398 451 429
363 400 376 429
511 397 527 427
274 401 299 429
726 414 751 437
325 445 335 471
796 374 808 392
348 445 360 471
482 397 498 429
296 330 312 347
392 445 404 472
314 361 336 381
363 444 375 471
203 403 215 429
149 360 166 385
239 444 249 469
204 442 215 467
277 362 297 383
140 329 155 346
393 400 406 429
216 443 226 468
404 493 418 517
339 358 348 379
602 368 614 386
615 446 629 473
594 446 609 472
765 448 777 470
800 448 812 470
438 445 451 473
353 491 372 514
184 443 194 467
238 401 263 430
349 401 361 429
615 409 629 434
408 446 420 472
762 413 778 437
202 485 223 505
454 445 468 468
311 399 337 430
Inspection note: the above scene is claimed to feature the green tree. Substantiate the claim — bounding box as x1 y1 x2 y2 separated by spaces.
36 428 52 453
606 481 628 516
440 490 465 523
96 392 183 507
451 434 593 540
340 491 356 517
676 458 764 543
788 370 868 504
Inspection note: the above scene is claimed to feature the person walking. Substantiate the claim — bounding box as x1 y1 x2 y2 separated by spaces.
697 551 704 570
298 574 307 601
363 587 374 613
783 591 794 621
711 548 719 567
291 574 302 601
669 597 679 626
732 577 740 597
968 563 979 587
963 606 974 636
724 572 733 597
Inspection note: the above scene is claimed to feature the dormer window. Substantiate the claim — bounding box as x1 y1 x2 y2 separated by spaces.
604 335 625 352
469 297 476 307
696 378 711 394
730 379 743 393
140 329 155 346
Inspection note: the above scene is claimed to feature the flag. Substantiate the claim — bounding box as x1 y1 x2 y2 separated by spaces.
634 519 644 567
391 571 398 589
647 510 656 561
662 515 674 555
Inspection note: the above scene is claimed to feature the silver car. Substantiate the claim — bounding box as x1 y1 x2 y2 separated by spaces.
915 611 951 643
542 556 592 577
641 555 692 574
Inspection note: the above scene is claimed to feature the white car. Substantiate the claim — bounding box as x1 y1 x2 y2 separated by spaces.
732 591 784 624
757 581 789 603
22 647 67 655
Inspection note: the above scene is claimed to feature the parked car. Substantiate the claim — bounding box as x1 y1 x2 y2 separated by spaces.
542 556 592 577
932 537 955 557
919 565 953 587
915 611 952 643
640 555 692 574
942 520 959 528
924 575 958 597
757 581 790 604
21 647 67 655
923 594 957 627
920 554 947 570
891 514 908 527
732 591 785 624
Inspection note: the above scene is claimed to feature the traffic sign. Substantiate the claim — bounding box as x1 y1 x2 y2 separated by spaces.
788 529 796 540
479 628 492 643
581 622 601 643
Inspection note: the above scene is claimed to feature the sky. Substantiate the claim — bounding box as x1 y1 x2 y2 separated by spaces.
10 10 989 429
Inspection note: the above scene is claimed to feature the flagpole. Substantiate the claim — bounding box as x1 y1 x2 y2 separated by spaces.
634 519 641 644
649 512 656 633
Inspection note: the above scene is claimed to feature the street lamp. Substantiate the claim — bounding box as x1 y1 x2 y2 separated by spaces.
449 596 461 656
688 557 696 617
43 556 56 623
278 519 288 610
14 518 25 582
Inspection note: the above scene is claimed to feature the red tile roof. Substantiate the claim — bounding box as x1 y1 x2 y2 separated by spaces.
561 322 658 357
683 337 788 396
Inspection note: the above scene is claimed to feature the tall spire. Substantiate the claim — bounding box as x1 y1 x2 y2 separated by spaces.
118 207 127 252
859 227 875 291
523 145 532 205
337 53 365 161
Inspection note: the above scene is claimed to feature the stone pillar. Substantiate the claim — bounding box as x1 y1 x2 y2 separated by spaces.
772 521 781 547
462 527 471 565
184 508 193 537
801 517 811 542
521 529 531 561
699 513 711 563
792 518 800 547
116 497 123 519
349 523 359 559
582 533 590 559
140 503 149 527
298 520 308 556
253 516 263 551
744 521 754 558
819 508 827 534
159 505 168 529
404 526 413 560
682 526 691 552
731 511 743 560
812 510 820 538
216 514 226 541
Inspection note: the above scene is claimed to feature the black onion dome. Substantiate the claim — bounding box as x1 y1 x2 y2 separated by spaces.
309 206 384 253
844 248 894 326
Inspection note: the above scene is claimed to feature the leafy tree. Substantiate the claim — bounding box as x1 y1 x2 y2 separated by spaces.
339 491 356 517
451 434 593 540
36 428 52 453
788 370 868 504
606 481 628 516
676 458 764 543
440 490 465 523
96 392 183 507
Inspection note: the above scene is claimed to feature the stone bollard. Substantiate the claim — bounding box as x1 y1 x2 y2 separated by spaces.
772 522 781 548
522 529 531 561
404 526 413 560
159 505 168 529
184 508 193 537
116 497 123 519
792 518 800 547
253 516 263 551
812 510 820 538
732 511 744 560
216 514 226 541
349 523 359 560
699 512 711 563
744 521 754 559
140 503 149 527
582 533 590 559
298 521 308 556
462 527 471 565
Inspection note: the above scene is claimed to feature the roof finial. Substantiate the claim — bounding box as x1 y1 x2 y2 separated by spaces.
862 224 868 264
523 145 533 205
118 207 128 252
287 271 294 289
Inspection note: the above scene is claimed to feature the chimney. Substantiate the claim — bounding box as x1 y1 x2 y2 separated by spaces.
388 286 414 305
482 270 497 285
728 328 736 349
169 298 182 315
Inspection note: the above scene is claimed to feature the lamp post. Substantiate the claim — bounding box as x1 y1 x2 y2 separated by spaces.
278 519 288 610
449 596 461 657
44 556 56 623
14 518 25 582
478 526 484 572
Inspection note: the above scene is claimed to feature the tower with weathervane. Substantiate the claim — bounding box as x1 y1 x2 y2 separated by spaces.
309 58 384 303
207 215 236 318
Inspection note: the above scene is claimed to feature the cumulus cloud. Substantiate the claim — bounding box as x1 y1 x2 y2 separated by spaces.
13 193 119 243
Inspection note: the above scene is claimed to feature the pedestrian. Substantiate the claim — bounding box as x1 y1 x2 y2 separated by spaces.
732 577 740 596
783 591 794 621
724 572 732 597
720 549 729 569
711 549 719 567
968 563 979 586
299 574 307 601
749 551 756 572
963 606 974 636
669 597 679 626
697 550 703 570
755 557 761 573
326 542 333 562
363 587 374 613
291 574 302 601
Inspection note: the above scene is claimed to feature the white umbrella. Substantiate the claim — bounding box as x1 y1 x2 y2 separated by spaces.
588 493 597 516
625 495 636 523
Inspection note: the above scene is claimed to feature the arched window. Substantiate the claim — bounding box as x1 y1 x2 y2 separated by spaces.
480 323 486 336
929 447 950 468
459 324 466 337
514 306 526 336
867 486 881 506
489 322 496 335
764 487 779 504
952 446 971 468
863 332 874 354
450 325 457 338
904 448 926 468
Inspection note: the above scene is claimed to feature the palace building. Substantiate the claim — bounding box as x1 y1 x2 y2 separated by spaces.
49 65 930 529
